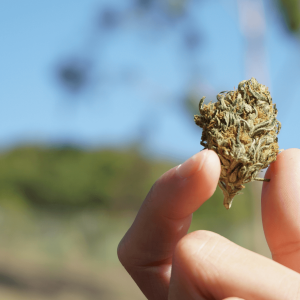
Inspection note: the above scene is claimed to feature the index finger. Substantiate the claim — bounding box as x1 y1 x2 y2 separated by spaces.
117 150 220 300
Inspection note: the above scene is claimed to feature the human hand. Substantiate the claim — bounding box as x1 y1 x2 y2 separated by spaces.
118 148 300 300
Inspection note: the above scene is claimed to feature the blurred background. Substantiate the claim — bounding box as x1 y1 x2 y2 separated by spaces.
0 0 300 299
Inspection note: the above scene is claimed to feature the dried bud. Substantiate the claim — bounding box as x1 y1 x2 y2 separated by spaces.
194 78 281 209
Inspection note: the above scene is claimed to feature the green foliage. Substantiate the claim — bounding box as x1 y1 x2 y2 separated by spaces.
0 146 254 221
192 185 252 227
278 0 300 32
0 146 174 211
0 145 261 259
0 145 254 228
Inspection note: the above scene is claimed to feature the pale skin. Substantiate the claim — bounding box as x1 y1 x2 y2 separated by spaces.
118 148 300 300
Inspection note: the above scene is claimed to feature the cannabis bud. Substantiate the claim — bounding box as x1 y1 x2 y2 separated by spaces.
194 78 281 209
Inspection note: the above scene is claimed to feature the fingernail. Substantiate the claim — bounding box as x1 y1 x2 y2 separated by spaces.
176 149 208 179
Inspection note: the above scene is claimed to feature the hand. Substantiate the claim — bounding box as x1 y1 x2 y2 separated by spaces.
118 148 300 300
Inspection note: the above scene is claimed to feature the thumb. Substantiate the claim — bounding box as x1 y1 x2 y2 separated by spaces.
168 231 300 300
262 148 300 272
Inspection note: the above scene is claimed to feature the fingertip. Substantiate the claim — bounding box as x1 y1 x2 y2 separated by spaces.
204 149 221 176
175 149 220 180
162 149 221 217
140 149 221 221
200 150 221 198
175 149 209 179
193 150 221 200
262 148 300 197
262 148 300 216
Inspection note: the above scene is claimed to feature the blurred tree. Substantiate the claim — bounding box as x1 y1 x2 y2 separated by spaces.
99 7 121 30
53 0 300 112
54 0 203 99
0 146 253 229
278 0 300 32
0 146 173 211
56 57 93 94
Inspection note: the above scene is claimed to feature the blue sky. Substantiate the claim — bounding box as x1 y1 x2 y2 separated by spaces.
1 0 299 162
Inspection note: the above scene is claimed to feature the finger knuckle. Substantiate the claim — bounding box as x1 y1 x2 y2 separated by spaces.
174 230 224 266
117 237 129 267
